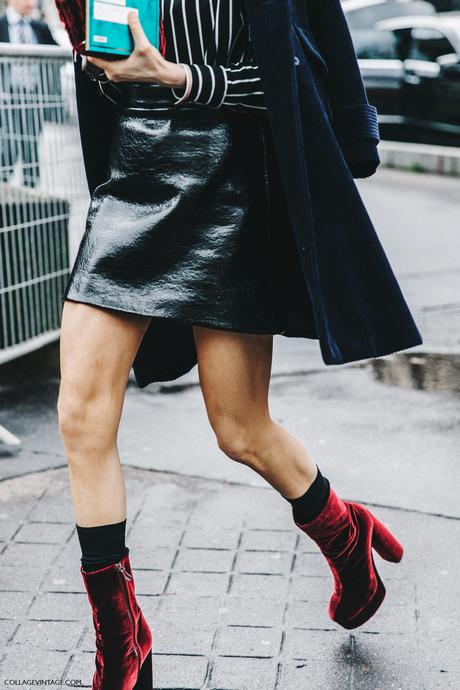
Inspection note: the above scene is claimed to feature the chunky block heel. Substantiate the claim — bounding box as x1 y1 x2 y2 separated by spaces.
338 557 386 629
294 490 404 629
133 649 153 690
371 515 404 563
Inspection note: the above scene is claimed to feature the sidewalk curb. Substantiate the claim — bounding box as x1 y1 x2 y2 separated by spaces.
370 349 460 393
379 140 460 177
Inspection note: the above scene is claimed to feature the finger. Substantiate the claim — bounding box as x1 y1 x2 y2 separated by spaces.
86 55 110 70
127 10 150 51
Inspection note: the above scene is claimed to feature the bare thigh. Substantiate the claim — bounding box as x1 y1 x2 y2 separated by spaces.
192 326 273 451
59 300 151 432
192 326 317 497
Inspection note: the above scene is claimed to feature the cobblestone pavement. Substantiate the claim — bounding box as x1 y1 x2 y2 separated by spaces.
0 466 457 689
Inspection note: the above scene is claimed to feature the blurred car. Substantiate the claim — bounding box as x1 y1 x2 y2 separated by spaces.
343 0 436 58
355 13 460 145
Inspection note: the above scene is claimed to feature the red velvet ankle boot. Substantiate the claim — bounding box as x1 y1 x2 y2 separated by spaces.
294 488 403 630
81 552 153 689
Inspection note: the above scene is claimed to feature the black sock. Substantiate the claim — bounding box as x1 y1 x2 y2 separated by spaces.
282 466 330 524
76 519 129 572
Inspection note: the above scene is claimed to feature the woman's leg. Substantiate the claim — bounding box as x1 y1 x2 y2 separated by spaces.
192 326 318 499
58 300 151 527
58 300 154 686
193 326 404 630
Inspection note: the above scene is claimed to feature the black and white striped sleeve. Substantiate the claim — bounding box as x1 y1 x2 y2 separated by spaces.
223 63 267 111
172 61 267 111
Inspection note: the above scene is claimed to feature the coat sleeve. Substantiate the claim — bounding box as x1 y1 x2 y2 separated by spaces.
308 0 380 178
73 52 118 195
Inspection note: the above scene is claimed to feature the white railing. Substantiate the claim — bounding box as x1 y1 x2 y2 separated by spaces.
0 43 89 364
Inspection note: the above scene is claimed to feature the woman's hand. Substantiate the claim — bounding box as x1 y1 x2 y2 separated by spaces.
86 11 186 88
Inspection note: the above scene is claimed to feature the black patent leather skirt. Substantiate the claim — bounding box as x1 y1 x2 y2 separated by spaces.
64 82 316 385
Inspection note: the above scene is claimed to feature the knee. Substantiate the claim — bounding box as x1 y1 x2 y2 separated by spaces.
57 378 110 458
212 416 262 465
57 384 89 451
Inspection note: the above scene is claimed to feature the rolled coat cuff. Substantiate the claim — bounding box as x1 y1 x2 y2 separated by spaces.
332 103 380 144
341 138 381 179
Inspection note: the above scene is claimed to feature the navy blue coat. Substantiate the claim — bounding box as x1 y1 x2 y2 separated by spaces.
242 0 422 364
71 0 422 385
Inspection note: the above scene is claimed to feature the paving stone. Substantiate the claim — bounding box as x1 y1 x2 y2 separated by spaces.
283 628 350 661
174 547 235 573
129 523 184 550
151 654 208 689
27 498 75 523
0 520 19 541
13 522 74 544
12 620 84 651
65 651 96 686
296 535 325 554
217 597 285 628
0 564 51 592
41 563 86 593
209 656 278 689
182 528 241 550
351 632 421 689
166 571 230 597
141 480 200 512
0 591 35 618
235 550 292 575
130 568 169 596
292 551 329 576
0 541 61 567
131 544 177 570
357 604 417 635
214 625 282 658
283 599 333 630
417 604 453 635
0 620 18 647
136 594 162 622
154 623 215 655
58 536 82 563
418 633 456 680
278 658 352 689
379 577 416 607
240 500 293 531
288 575 331 602
188 495 247 530
420 670 456 690
240 530 296 552
229 573 290 599
134 508 191 528
0 647 69 680
156 596 220 629
80 625 99 653
27 591 87 620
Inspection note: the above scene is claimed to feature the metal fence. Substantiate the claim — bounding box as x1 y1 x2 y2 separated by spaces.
0 43 89 364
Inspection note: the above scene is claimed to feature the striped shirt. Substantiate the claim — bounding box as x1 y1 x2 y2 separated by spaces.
161 0 266 111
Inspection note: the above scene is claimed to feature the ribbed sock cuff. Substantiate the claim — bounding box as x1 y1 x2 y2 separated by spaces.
76 519 129 571
283 466 330 524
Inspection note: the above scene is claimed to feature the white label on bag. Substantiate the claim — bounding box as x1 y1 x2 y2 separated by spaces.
93 1 138 25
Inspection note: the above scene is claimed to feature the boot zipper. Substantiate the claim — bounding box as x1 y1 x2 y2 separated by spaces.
116 561 141 676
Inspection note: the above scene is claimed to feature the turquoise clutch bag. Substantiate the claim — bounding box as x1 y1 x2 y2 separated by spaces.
85 0 160 56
